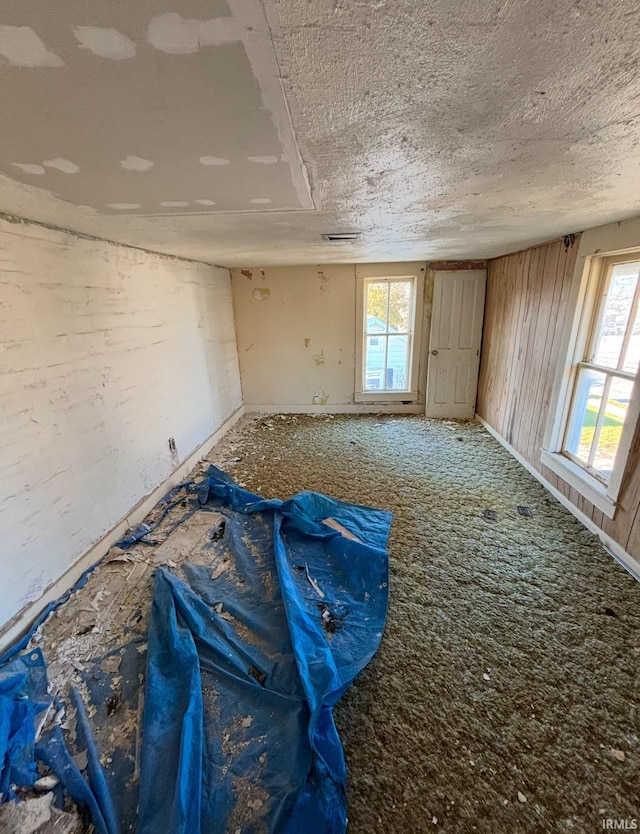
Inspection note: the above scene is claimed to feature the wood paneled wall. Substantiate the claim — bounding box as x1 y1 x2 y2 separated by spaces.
477 235 640 560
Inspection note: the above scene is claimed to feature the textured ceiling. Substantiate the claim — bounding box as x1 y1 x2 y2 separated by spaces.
0 0 639 266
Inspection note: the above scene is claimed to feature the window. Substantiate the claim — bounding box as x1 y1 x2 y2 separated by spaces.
355 269 423 402
364 278 413 392
542 252 640 517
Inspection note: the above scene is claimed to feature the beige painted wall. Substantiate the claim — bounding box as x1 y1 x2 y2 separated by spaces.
0 219 242 628
231 263 429 412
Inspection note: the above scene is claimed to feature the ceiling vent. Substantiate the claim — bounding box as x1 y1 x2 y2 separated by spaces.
321 232 362 242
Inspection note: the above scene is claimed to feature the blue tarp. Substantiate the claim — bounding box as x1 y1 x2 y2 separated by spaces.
0 467 391 833
0 649 50 801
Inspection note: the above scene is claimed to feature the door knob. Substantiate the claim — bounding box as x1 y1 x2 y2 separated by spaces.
431 349 438 355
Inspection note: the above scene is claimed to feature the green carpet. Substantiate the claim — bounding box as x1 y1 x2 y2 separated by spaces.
211 414 640 834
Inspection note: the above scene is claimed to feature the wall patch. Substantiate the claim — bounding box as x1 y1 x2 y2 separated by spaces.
11 163 45 176
73 27 136 60
120 155 154 172
0 26 64 67
43 159 79 174
199 156 230 166
147 13 238 55
252 288 270 303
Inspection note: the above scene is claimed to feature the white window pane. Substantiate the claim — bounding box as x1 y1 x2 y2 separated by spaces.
592 377 633 479
365 334 386 390
622 305 640 373
366 282 388 329
564 368 606 464
593 262 640 368
386 335 409 390
388 281 411 332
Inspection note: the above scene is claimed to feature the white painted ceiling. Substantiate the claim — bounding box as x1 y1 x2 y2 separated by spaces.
0 0 639 266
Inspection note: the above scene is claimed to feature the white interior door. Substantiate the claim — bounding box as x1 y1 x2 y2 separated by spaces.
425 269 486 419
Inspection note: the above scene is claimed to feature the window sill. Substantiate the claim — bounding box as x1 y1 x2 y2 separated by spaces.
354 391 418 403
540 449 617 519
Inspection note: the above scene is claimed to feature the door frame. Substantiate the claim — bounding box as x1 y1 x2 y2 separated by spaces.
425 267 487 419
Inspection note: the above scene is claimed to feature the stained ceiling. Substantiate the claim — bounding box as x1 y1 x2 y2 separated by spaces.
0 0 639 266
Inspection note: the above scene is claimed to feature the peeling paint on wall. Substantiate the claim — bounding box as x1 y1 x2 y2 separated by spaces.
231 265 357 409
312 389 329 405
318 270 331 293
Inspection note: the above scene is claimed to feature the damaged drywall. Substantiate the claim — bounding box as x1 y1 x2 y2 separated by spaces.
0 1 312 220
231 265 358 410
231 262 430 413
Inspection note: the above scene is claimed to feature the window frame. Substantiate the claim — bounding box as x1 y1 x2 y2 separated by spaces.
542 251 640 518
354 269 424 403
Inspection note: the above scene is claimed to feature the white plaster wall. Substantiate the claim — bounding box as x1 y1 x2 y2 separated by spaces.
231 264 428 412
0 219 242 627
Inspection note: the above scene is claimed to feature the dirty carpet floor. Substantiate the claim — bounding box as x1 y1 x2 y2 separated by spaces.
8 414 639 833
210 414 640 833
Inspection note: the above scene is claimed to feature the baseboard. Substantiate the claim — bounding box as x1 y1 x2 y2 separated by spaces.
245 403 424 414
0 405 245 656
476 416 640 584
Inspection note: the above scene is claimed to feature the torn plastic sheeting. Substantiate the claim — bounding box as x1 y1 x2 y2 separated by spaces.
36 689 120 834
0 478 198 664
115 480 196 549
0 650 119 834
0 649 50 801
0 468 390 834
139 466 391 834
